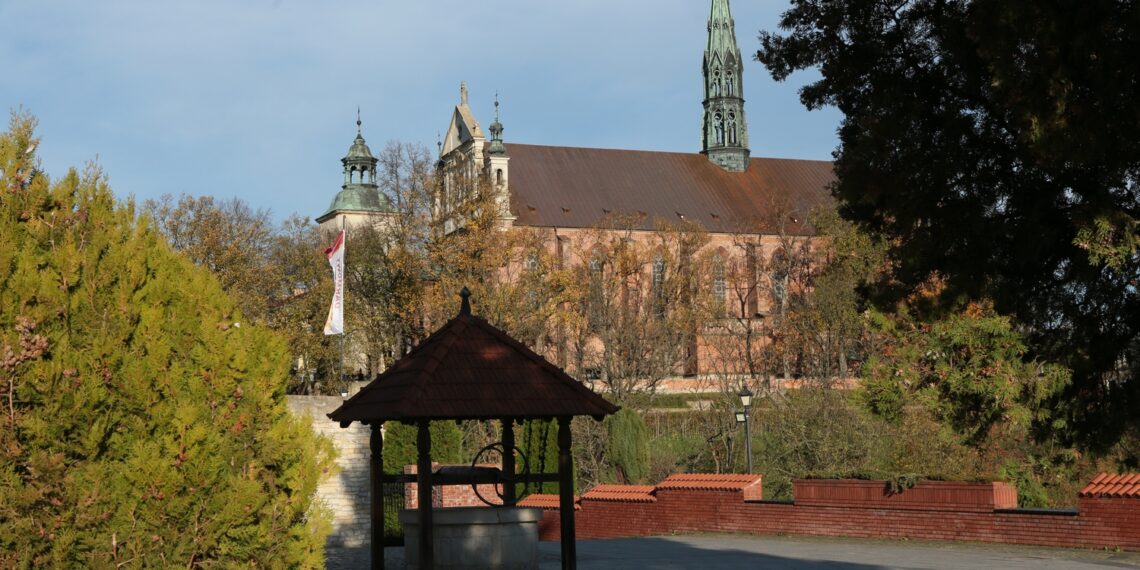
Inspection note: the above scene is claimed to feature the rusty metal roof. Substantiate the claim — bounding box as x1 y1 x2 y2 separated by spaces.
328 299 619 425
1080 473 1140 498
503 143 834 235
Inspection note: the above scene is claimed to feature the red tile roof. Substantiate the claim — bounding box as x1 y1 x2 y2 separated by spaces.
581 484 657 503
328 305 619 424
517 493 580 510
503 144 834 235
657 473 762 492
1080 473 1140 498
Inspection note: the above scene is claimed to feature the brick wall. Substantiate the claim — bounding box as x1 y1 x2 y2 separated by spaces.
403 463 503 509
527 475 1140 551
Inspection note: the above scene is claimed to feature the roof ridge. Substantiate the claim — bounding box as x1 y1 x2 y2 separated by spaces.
503 142 833 164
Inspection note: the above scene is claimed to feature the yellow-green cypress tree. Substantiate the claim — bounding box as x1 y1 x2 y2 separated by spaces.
0 111 333 568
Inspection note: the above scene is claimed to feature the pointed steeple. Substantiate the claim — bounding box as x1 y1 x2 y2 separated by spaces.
701 0 750 172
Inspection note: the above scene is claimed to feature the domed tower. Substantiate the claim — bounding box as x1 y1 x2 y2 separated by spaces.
317 110 392 232
701 0 750 172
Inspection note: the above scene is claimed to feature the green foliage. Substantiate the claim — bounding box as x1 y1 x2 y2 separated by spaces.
752 388 891 498
603 408 650 484
381 421 464 474
758 0 1140 448
861 304 1070 445
0 111 332 568
521 419 560 494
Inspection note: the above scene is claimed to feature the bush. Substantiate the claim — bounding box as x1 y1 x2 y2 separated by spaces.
604 408 650 483
382 420 464 474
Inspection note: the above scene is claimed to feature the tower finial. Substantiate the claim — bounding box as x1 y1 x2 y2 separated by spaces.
459 287 471 316
489 92 505 154
356 106 362 135
460 81 469 105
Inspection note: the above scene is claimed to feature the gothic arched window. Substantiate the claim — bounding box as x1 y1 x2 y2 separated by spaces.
712 255 726 311
714 113 725 145
587 254 605 329
712 70 722 97
728 112 737 145
726 71 735 96
652 255 666 318
770 249 790 312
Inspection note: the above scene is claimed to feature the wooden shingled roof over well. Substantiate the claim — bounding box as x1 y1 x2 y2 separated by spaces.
328 294 618 424
503 143 835 235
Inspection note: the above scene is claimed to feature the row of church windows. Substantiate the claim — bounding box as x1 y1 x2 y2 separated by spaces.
540 250 789 319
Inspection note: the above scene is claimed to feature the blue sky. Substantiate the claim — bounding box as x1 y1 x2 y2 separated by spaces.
2 0 841 223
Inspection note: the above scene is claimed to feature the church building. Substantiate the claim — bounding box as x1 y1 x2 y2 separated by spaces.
318 0 835 381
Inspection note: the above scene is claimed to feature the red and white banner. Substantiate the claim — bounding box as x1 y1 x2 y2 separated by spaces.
323 230 345 335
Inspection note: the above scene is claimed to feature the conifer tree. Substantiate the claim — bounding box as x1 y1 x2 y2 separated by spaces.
0 111 332 568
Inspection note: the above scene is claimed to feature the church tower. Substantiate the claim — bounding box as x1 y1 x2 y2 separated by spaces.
316 110 392 232
701 0 750 172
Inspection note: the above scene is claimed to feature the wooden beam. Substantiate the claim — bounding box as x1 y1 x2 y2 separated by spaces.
417 420 434 570
370 423 385 570
557 416 576 570
501 418 516 505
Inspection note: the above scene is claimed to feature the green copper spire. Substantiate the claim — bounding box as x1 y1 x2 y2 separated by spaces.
701 0 750 172
489 92 506 155
319 111 392 220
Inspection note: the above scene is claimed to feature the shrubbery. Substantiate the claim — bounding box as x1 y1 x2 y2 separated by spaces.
0 113 332 568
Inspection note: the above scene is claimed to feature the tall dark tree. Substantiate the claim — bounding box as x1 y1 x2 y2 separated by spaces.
758 0 1140 448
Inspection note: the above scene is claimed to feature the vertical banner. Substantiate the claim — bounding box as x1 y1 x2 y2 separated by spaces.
323 230 345 335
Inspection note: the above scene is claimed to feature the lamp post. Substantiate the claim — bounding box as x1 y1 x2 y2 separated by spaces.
738 386 753 473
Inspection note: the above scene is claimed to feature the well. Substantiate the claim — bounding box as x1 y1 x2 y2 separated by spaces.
329 289 618 569
400 507 542 570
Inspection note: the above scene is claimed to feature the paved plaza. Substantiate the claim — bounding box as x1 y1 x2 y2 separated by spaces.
533 534 1140 570
343 534 1140 569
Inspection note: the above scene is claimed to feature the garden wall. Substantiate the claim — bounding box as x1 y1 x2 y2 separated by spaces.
519 473 1140 551
287 395 372 550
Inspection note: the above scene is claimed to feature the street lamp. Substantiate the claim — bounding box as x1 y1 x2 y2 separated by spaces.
738 386 753 473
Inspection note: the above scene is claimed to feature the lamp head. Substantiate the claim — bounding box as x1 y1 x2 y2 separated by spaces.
739 386 753 408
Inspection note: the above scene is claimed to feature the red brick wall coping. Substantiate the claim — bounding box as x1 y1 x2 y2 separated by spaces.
793 479 1017 512
1081 472 1140 498
517 494 580 510
582 484 657 503
528 473 1140 551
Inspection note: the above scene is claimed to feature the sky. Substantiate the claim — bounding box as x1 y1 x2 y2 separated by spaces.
1 0 842 223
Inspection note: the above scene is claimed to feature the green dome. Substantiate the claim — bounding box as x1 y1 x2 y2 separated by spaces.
322 185 392 217
345 133 374 161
